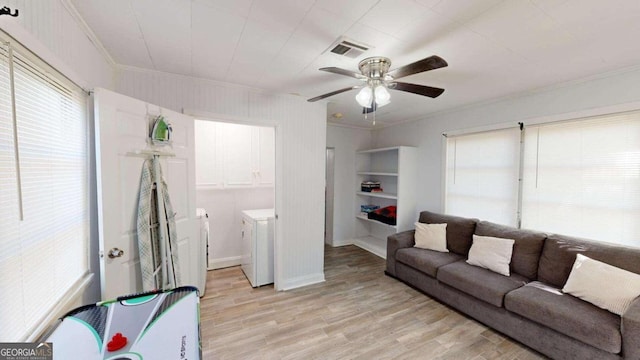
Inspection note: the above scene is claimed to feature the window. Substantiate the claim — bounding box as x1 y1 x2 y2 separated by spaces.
0 35 89 341
444 113 640 248
522 113 640 247
445 127 521 226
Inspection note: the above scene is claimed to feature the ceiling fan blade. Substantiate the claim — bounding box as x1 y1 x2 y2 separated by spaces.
307 86 360 102
320 67 367 80
387 55 448 80
390 82 445 98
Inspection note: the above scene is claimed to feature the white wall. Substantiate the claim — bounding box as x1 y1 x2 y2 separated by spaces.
116 67 327 290
326 124 372 246
197 187 274 269
373 66 640 214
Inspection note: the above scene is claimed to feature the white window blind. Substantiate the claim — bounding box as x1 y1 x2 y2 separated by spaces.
445 127 521 226
0 38 89 341
522 113 640 246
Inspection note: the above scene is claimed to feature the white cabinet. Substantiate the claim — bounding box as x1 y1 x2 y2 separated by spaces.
221 122 254 186
354 146 417 259
195 120 222 187
252 126 275 186
240 209 275 287
195 121 275 188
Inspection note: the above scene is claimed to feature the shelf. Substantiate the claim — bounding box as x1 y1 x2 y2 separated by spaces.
356 214 397 229
357 146 401 154
353 145 416 260
356 191 397 199
357 172 398 176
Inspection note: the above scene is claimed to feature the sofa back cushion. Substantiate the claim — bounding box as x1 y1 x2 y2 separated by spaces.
419 211 477 256
538 234 640 288
474 221 546 280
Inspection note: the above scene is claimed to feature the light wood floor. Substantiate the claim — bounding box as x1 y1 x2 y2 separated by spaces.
200 245 546 360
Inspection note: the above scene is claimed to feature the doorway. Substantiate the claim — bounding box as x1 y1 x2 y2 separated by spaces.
193 120 276 286
325 148 335 245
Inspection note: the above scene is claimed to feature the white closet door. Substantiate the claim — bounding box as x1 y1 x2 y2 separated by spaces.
256 126 275 186
220 123 253 186
195 120 221 187
94 88 198 300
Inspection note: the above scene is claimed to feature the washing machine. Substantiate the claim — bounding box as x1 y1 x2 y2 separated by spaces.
240 209 274 287
196 208 209 296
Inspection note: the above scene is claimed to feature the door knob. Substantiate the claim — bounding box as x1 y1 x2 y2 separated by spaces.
108 248 125 259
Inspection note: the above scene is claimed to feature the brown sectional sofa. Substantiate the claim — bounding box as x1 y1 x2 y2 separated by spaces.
385 211 640 360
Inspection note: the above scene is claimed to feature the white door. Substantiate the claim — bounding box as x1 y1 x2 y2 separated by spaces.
255 126 275 186
94 88 198 300
194 120 222 187
220 122 253 186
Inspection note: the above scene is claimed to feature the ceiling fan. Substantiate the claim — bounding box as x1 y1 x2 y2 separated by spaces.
307 55 448 113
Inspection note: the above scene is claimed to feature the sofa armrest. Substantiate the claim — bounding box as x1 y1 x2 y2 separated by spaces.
622 296 640 359
386 230 415 277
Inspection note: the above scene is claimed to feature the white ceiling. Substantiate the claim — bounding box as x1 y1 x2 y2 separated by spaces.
71 0 640 128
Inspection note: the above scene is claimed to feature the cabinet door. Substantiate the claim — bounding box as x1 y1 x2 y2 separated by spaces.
195 120 222 187
220 122 253 186
255 126 275 186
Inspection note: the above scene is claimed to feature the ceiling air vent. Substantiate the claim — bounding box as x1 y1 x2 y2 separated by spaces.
326 37 371 59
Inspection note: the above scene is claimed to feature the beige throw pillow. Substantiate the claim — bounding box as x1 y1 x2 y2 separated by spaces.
563 254 640 316
414 222 448 252
466 235 515 276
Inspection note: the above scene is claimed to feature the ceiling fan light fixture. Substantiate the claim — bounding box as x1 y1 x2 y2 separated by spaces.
374 85 390 106
355 86 373 107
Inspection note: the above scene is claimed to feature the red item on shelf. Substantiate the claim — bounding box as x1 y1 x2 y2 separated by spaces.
367 205 397 225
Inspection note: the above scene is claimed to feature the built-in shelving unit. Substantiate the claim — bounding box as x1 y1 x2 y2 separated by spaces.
353 146 417 259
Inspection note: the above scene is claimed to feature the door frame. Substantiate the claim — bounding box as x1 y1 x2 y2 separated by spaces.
186 111 282 290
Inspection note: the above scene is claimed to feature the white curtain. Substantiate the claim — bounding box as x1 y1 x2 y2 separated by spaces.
522 113 640 246
445 127 521 226
0 38 88 341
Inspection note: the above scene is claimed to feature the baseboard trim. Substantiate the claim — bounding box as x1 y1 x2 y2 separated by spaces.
209 256 242 270
352 238 386 259
330 239 354 247
279 272 325 291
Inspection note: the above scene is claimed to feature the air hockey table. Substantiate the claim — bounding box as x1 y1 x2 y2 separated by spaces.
46 286 201 360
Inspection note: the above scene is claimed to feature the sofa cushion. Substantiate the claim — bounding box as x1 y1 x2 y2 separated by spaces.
414 222 448 252
474 221 546 280
563 254 640 316
505 284 621 354
437 261 528 307
396 248 464 278
419 211 477 256
466 234 515 276
538 234 640 288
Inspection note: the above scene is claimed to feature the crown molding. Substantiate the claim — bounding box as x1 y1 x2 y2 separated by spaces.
60 0 116 67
